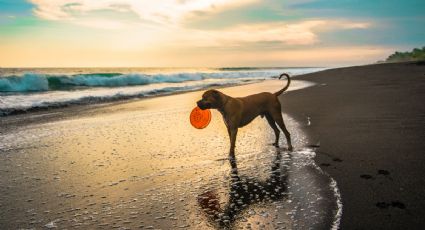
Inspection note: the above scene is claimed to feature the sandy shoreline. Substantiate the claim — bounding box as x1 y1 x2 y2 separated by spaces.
281 61 425 229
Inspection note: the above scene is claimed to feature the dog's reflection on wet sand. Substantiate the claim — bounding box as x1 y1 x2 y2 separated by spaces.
197 149 290 228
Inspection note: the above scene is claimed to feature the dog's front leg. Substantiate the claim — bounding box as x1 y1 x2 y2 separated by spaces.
227 127 238 160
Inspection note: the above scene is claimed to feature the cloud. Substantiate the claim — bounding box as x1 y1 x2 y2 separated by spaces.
169 20 372 47
343 22 370 29
28 1 372 47
71 18 135 30
26 1 373 55
77 19 372 51
29 0 258 25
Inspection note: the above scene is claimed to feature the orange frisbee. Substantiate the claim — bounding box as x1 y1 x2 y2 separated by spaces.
190 106 211 129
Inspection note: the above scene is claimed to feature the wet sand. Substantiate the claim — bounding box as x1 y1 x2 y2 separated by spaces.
281 62 425 229
0 80 340 229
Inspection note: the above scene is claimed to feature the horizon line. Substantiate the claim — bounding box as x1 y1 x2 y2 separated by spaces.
0 66 328 69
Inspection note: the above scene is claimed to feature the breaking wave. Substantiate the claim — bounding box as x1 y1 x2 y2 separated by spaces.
0 74 49 92
0 68 325 116
0 71 287 92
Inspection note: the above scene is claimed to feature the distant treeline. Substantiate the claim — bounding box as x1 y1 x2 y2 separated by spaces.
385 47 425 62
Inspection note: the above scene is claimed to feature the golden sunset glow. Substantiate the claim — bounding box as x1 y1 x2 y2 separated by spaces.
0 0 423 67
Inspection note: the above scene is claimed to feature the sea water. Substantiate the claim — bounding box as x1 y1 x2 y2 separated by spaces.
0 67 325 116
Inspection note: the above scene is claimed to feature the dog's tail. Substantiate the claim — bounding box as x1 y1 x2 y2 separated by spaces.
274 73 291 96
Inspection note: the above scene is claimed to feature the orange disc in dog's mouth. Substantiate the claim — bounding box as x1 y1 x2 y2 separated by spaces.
190 106 211 129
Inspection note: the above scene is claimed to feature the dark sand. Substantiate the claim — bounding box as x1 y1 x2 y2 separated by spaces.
281 62 425 229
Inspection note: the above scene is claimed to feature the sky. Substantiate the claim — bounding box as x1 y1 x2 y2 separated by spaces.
0 0 424 67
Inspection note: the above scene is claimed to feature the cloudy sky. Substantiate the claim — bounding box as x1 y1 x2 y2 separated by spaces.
0 0 423 67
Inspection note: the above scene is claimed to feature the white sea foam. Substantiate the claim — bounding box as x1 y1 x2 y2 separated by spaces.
300 149 343 230
0 78 249 115
330 178 343 230
0 68 326 115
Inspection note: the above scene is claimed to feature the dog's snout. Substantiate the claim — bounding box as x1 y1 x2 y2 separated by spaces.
197 99 209 110
197 100 205 109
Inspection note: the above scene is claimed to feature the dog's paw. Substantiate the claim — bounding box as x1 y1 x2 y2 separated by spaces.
270 143 279 147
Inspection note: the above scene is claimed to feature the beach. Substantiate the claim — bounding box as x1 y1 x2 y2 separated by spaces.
282 61 425 229
0 62 424 229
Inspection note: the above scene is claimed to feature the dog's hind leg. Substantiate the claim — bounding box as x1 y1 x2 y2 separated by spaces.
271 112 293 151
265 114 280 147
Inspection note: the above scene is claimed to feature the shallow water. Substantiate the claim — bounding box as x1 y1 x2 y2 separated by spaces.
0 80 341 229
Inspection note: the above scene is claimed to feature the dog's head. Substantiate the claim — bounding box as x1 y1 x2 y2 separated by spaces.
197 89 224 110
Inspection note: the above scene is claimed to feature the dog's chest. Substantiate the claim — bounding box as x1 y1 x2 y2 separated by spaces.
218 111 231 128
222 115 231 128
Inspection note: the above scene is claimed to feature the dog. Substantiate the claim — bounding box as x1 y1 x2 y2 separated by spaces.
197 73 293 159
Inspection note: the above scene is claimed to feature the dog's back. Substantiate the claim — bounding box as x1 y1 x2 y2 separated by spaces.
237 92 280 127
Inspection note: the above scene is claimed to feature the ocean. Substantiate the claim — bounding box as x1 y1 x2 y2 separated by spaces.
0 67 325 116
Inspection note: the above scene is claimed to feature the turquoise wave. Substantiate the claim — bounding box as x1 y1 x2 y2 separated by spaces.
0 71 279 92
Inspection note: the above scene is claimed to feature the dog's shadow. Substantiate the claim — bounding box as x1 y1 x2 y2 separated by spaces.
197 149 290 229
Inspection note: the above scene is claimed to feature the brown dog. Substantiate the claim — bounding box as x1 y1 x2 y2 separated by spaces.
197 73 293 159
